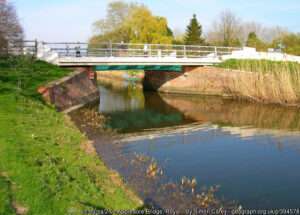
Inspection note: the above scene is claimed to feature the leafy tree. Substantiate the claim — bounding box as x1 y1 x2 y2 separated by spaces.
184 14 204 45
124 6 173 44
90 2 173 45
246 32 267 51
172 37 184 45
271 33 300 56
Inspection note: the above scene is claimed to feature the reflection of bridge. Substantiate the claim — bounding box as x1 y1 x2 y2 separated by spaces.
37 42 241 67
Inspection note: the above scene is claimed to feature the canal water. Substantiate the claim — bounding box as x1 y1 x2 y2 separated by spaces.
70 80 300 210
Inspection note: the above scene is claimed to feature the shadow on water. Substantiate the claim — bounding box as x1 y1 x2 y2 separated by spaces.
69 80 300 211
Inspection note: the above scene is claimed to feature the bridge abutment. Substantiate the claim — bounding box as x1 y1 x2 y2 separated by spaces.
38 68 99 112
63 66 97 80
143 66 239 96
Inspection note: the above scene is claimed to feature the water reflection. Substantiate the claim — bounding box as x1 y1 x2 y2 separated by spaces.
160 93 300 133
99 81 145 113
122 127 300 209
71 81 300 210
98 80 192 132
98 80 300 135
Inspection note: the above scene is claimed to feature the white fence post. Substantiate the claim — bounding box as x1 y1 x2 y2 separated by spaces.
109 41 112 57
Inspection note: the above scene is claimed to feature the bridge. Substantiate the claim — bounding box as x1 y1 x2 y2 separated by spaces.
36 42 241 68
9 40 300 71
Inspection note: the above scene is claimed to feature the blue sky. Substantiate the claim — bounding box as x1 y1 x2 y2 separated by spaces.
11 0 300 42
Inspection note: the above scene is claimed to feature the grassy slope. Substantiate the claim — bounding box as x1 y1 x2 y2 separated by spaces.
0 57 140 215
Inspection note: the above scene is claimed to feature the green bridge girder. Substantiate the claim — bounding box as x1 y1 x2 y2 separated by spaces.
95 65 182 72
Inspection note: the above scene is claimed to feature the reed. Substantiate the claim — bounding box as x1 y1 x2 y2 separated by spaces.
218 59 300 105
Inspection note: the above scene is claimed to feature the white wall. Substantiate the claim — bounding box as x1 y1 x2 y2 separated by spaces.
222 47 300 63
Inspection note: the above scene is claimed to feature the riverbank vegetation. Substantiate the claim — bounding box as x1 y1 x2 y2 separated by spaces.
218 59 300 105
0 56 141 214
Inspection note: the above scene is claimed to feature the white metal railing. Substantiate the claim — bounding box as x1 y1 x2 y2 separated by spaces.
42 42 242 59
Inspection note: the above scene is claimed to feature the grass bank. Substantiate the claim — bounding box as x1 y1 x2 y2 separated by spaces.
0 56 141 215
218 59 300 105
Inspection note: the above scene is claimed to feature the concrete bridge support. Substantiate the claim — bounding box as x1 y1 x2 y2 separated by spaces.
143 66 242 97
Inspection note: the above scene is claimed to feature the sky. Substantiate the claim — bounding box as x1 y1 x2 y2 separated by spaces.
10 0 300 42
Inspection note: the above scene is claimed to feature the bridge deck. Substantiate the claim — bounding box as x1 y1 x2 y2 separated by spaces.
37 42 241 67
57 56 222 66
9 41 300 67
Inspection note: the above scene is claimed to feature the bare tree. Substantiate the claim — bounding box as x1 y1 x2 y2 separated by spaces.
93 1 139 35
0 0 23 54
241 21 289 44
260 26 289 43
240 22 263 43
91 1 140 44
207 10 242 46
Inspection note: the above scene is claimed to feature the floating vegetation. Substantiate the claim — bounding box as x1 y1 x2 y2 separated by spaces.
133 153 151 163
146 161 163 178
70 107 116 135
81 109 106 129
162 182 177 191
181 176 197 193
127 153 237 209
131 153 164 178
178 176 228 208
195 185 221 208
